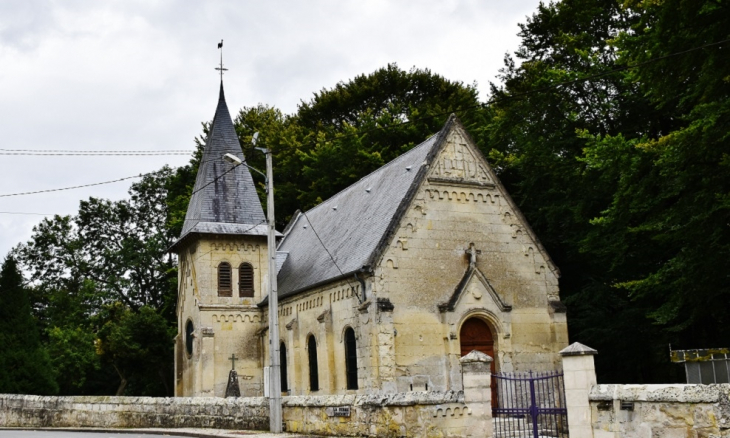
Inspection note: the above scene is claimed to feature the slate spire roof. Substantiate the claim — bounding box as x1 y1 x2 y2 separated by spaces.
172 82 267 250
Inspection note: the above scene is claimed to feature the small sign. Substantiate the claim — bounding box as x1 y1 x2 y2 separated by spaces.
326 406 351 417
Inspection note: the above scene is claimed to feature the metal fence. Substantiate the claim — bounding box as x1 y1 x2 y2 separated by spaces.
492 371 568 438
670 348 730 384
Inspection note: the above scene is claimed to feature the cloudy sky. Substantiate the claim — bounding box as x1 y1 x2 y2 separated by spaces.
0 0 542 257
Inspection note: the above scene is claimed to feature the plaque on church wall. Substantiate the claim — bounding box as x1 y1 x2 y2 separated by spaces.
325 406 351 417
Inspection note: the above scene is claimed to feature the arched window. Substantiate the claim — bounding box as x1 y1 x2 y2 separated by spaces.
218 262 232 297
239 263 254 297
280 342 289 392
307 335 319 391
344 327 358 390
185 320 194 356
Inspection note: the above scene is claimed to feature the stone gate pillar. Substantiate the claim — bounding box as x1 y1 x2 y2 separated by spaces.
460 350 493 437
560 342 598 438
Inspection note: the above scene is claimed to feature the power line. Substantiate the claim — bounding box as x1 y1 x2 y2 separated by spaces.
0 174 154 198
0 149 193 153
299 210 361 301
3 38 725 205
0 152 193 156
0 211 56 216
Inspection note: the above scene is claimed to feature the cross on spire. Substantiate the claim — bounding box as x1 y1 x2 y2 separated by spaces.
229 353 238 370
215 39 228 81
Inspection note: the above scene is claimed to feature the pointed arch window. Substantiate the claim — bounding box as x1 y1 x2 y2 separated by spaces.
185 320 194 357
344 327 358 390
239 262 254 297
218 262 232 297
308 335 319 391
280 341 289 393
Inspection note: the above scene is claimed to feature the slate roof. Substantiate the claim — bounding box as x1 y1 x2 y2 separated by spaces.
171 83 267 251
275 120 452 299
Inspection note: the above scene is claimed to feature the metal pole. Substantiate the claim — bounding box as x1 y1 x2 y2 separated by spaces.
265 148 282 432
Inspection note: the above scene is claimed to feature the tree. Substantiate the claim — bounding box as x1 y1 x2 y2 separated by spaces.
226 64 484 225
581 0 730 359
14 169 178 395
94 304 175 396
0 256 58 394
481 0 730 382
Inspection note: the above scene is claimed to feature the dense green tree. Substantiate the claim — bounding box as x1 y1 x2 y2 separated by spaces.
0 256 58 394
14 169 178 395
482 0 730 382
236 64 483 224
94 304 175 396
478 0 665 382
581 0 730 359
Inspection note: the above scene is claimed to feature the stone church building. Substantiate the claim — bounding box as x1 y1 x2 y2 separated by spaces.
171 83 569 398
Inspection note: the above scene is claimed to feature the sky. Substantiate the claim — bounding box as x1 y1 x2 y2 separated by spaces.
0 0 542 258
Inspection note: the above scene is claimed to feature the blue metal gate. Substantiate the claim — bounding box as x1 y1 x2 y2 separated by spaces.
492 371 568 438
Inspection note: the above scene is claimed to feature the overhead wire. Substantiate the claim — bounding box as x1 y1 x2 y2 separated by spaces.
299 210 361 301
0 152 193 156
263 37 730 298
3 37 727 279
0 149 193 152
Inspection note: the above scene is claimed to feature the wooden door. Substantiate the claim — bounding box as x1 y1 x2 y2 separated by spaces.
460 318 497 408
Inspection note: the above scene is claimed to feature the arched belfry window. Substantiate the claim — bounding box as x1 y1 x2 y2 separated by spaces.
280 342 289 392
185 320 194 356
218 262 232 297
344 327 358 390
239 263 254 297
308 335 319 391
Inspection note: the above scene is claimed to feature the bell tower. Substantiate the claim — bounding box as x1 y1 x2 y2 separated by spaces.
171 81 270 397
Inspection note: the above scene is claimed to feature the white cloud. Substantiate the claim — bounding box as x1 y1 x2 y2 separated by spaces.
0 0 541 257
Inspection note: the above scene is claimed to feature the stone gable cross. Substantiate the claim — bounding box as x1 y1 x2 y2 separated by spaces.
466 243 481 268
229 353 237 370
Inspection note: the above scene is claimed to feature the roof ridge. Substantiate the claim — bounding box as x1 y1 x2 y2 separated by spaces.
303 133 439 217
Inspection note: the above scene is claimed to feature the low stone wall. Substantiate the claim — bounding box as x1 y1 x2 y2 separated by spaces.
0 395 268 430
0 391 482 437
589 384 730 438
282 391 474 437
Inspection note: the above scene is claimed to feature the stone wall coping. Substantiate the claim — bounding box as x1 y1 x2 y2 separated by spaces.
589 384 730 403
0 394 268 407
560 342 597 356
282 390 464 407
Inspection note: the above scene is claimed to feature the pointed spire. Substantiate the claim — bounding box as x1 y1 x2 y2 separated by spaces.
173 83 267 248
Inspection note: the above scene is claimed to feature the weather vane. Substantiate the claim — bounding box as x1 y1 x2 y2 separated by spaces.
215 39 228 81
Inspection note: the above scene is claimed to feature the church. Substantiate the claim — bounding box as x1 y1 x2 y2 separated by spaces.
171 82 569 398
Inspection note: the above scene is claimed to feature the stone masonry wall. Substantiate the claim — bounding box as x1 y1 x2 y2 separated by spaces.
589 384 730 438
0 395 268 430
0 391 487 437
282 391 474 437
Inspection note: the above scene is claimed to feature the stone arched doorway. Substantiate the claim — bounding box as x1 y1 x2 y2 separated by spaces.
460 317 497 407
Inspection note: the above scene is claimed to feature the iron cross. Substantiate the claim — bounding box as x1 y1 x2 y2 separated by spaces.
215 39 228 80
229 353 237 370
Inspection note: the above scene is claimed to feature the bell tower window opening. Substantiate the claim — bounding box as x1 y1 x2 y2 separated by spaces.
218 262 232 297
344 327 358 390
239 262 254 297
308 335 319 391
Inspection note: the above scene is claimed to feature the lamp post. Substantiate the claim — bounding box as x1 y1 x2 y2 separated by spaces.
223 142 282 433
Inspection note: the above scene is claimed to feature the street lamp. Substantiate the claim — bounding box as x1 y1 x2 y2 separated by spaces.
223 138 282 433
